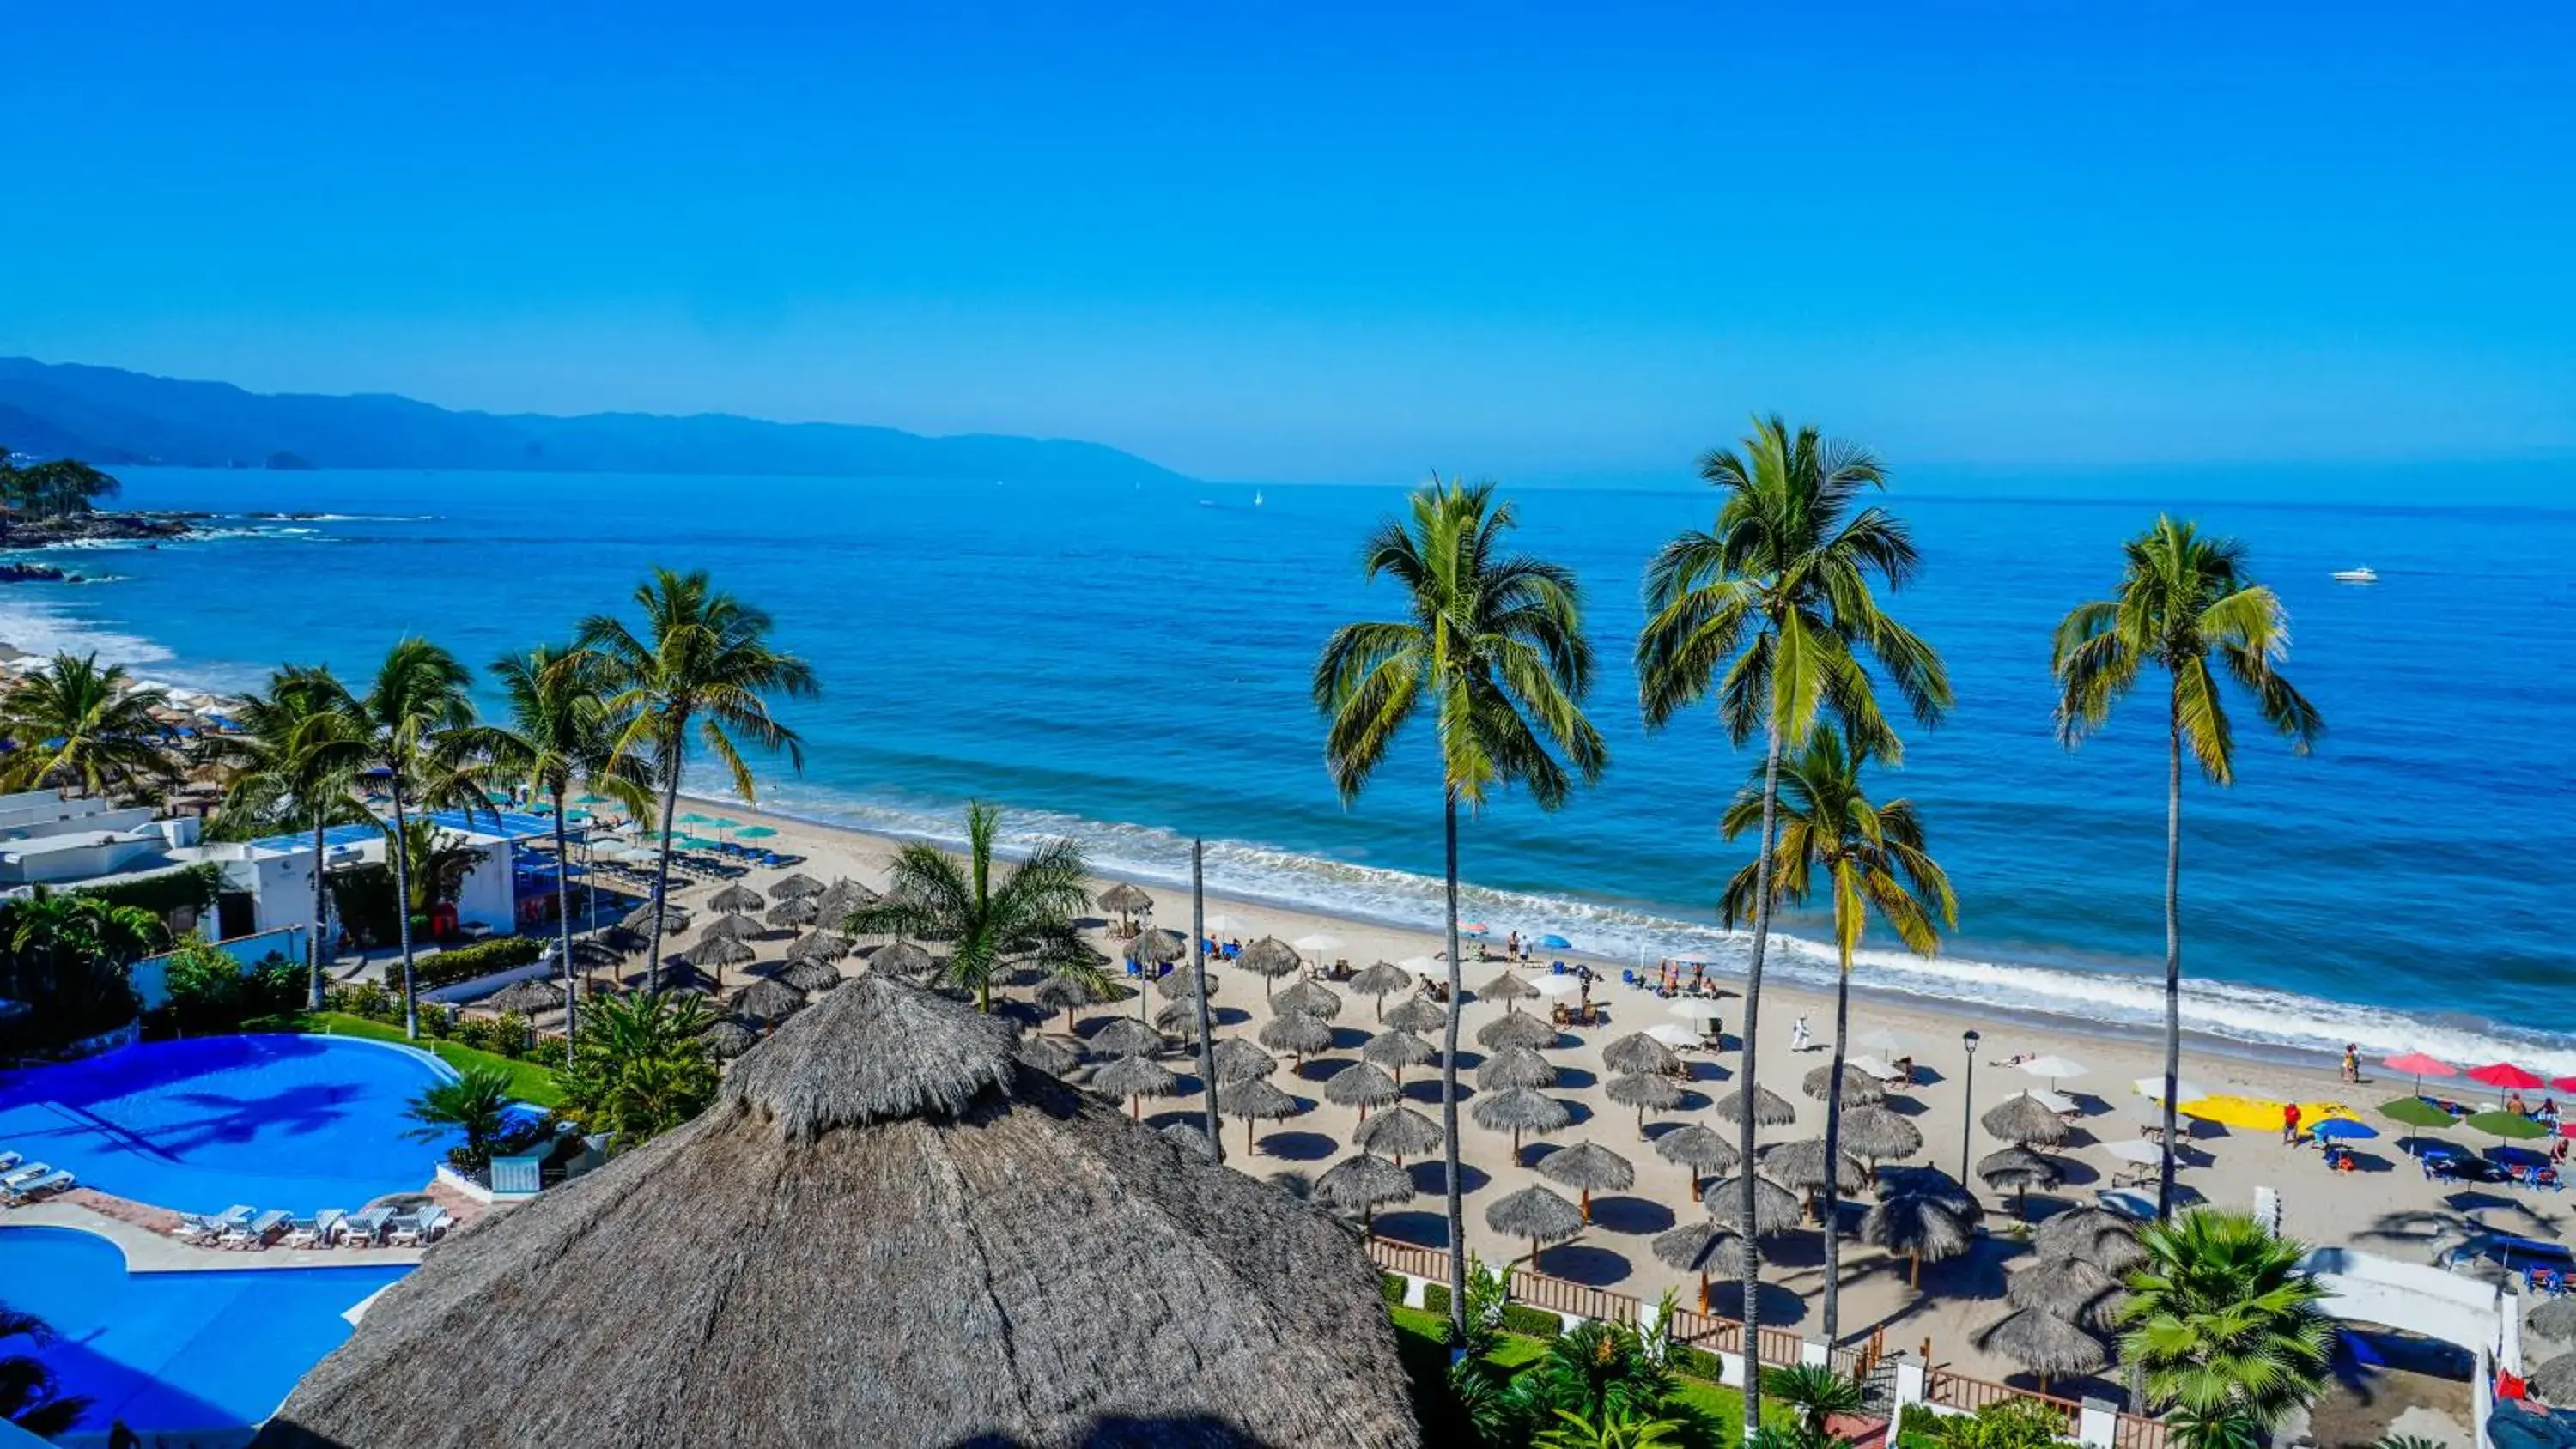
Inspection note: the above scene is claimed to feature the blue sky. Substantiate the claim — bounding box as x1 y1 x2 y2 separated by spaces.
5 2 2572 488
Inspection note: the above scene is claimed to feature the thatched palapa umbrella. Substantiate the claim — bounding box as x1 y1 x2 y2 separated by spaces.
1097 882 1152 932
1713 1084 1799 1128
775 956 844 995
1652 1222 1747 1311
483 978 564 1017
1603 1032 1681 1078
1478 969 1538 1009
1032 973 1101 1029
1093 1053 1181 1119
2528 1295 2576 1343
1125 926 1186 972
1088 1016 1162 1058
1360 1027 1437 1085
1477 1045 1557 1091
1211 1037 1277 1086
766 897 819 931
1704 1174 1801 1237
870 940 933 979
1838 1104 1923 1161
1861 1181 1976 1288
787 931 852 963
1272 979 1343 1022
1323 1062 1400 1119
1356 1105 1443 1166
1983 1092 2072 1147
1653 1124 1740 1200
623 903 690 934
707 882 766 914
1485 1184 1583 1271
702 912 762 943
1471 1086 1571 1154
1978 1145 2065 1218
689 935 757 989
1218 1077 1301 1154
1802 1063 1887 1106
1015 1034 1081 1076
1382 996 1445 1034
1979 1307 2108 1393
2530 1352 2576 1406
700 1017 759 1060
1258 1010 1334 1061
768 870 824 899
1762 1137 1867 1197
730 976 808 1026
1348 961 1412 1018
1537 1140 1633 1222
254 972 1421 1449
2032 1206 2145 1273
1313 1152 1414 1228
1236 937 1302 997
1476 1011 1557 1052
2006 1256 2125 1329
1152 1001 1206 1042
1154 962 1216 1003
1605 1071 1684 1136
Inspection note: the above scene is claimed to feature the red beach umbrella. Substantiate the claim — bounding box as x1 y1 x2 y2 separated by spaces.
2467 1062 2546 1091
2382 1052 2457 1079
2551 1076 2576 1094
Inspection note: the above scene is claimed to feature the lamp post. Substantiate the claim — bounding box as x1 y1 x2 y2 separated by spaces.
1959 1029 1981 1182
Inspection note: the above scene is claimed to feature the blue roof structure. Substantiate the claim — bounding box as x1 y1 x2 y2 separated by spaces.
252 809 580 855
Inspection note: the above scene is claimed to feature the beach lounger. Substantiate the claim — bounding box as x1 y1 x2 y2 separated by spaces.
224 1209 292 1248
386 1205 449 1246
170 1204 252 1243
0 1151 19 1176
285 1209 347 1248
342 1206 397 1246
0 1162 53 1192
3 1171 73 1206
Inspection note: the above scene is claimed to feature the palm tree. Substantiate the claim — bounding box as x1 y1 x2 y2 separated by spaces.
2117 1209 2332 1434
404 1065 518 1172
2053 518 2321 1218
1534 1408 1687 1449
841 800 1102 1011
301 639 489 1040
1 888 163 1043
1765 1363 1867 1446
213 665 368 1008
558 990 721 1144
1313 476 1607 1344
1718 728 1953 1343
461 646 655 1040
577 568 817 989
0 651 173 799
1634 416 1947 1427
0 1309 91 1440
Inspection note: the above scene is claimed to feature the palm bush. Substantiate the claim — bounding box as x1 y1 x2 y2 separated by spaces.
404 1065 519 1172
2117 1209 2332 1434
841 800 1099 1012
0 651 173 798
0 888 162 1046
209 664 368 1007
1765 1364 1866 1446
556 991 721 1145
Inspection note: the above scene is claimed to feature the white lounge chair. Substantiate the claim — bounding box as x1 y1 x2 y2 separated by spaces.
224 1209 291 1248
342 1206 396 1246
3 1171 73 1206
0 1151 21 1175
386 1205 449 1247
173 1204 254 1244
285 1209 347 1248
1 1162 52 1192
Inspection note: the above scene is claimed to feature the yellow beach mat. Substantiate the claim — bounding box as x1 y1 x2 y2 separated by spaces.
2176 1094 2363 1131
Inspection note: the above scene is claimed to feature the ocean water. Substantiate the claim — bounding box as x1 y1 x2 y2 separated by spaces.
9 468 2572 1070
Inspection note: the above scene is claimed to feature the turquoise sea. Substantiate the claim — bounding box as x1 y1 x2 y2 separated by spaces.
11 467 2572 1070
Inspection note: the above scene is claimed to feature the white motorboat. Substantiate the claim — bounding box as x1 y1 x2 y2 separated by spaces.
2330 567 2378 584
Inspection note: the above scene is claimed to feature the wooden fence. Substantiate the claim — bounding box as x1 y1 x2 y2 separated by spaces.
2112 1414 2171 1449
1509 1268 1638 1325
1364 1236 1449 1285
1929 1369 2081 1433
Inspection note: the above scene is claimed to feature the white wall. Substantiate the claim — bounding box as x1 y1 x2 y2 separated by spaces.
2301 1246 2505 1364
453 849 516 933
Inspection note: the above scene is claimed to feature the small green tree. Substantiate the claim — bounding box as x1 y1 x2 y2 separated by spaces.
1535 1406 1688 1449
0 652 173 799
2117 1209 2332 1434
556 991 720 1145
404 1065 518 1172
1767 1365 1866 1446
840 800 1100 1012
1923 1397 2071 1449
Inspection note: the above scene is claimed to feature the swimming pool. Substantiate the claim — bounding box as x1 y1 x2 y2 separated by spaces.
0 1224 410 1435
0 1034 456 1214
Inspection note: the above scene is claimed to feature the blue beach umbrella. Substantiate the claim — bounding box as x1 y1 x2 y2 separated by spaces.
1537 934 1573 951
2310 1118 2378 1142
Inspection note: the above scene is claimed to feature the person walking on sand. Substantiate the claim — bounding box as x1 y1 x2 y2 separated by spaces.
1790 1015 1812 1052
2342 1044 2359 1083
2282 1101 2303 1145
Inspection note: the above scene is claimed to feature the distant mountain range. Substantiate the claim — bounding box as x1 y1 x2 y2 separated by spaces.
0 357 1194 485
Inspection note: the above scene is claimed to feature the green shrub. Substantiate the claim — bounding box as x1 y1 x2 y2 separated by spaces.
526 1036 569 1069
415 936 546 990
1421 1282 1451 1320
159 939 306 1032
1380 1272 1407 1306
1499 1303 1564 1340
491 1012 531 1058
327 981 397 1022
1668 1343 1726 1382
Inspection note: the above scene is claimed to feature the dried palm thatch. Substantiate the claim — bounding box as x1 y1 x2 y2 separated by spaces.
1979 1307 2108 1390
1014 1034 1082 1077
2032 1206 2144 1273
1486 1184 1584 1268
1478 1046 1558 1091
1154 962 1216 1003
1977 1145 2066 1218
766 897 820 931
1605 1071 1685 1135
700 1017 760 1060
2528 1295 2576 1344
1861 1186 1975 1288
1712 1085 1799 1128
1097 882 1153 916
1876 1165 1981 1214
1313 1153 1414 1226
1802 1063 1887 1106
1537 1140 1634 1221
1837 1104 1923 1161
482 979 565 1017
1322 1062 1400 1116
690 935 758 972
702 912 762 943
775 957 845 995
2006 1257 2125 1329
1478 969 1538 1006
1212 1038 1278 1086
1653 1124 1741 1200
1088 1016 1163 1058
1093 1053 1181 1119
1704 1174 1801 1236
1152 1002 1206 1041
1761 1137 1867 1194
1032 973 1102 1026
707 882 766 914
787 931 852 963
1471 1086 1571 1150
869 940 933 978
1476 1011 1558 1052
567 937 624 970
255 973 1420 1449
1125 927 1187 968
768 871 825 899
1602 1032 1681 1078
1236 937 1303 991
1382 996 1446 1034
1653 1222 1748 1308
623 903 689 934
2530 1352 2576 1406
1217 1077 1301 1153
813 879 878 919
1158 1120 1219 1163
1348 961 1412 1014
1257 1010 1334 1059
1355 1105 1443 1164
1273 979 1344 1022
1982 1092 2072 1147
1360 1028 1437 1082
730 976 808 1025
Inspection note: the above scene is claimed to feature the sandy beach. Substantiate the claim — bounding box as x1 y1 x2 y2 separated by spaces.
528 793 2552 1409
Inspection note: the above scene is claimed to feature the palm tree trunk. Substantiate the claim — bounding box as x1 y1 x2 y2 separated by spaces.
551 782 578 1042
2159 707 2184 1222
1440 791 1468 1347
1821 912 1854 1345
647 752 683 993
390 786 420 1040
1737 716 1787 1433
307 807 330 1011
1191 839 1223 1163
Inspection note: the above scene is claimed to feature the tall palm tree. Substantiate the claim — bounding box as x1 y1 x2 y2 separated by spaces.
2 887 163 1042
1313 476 1607 1343
460 646 656 1040
1717 728 1953 1343
2117 1209 2332 1434
577 568 817 989
841 800 1102 1011
213 665 368 1009
302 639 488 1040
2052 518 2320 1218
1635 415 1947 1430
0 651 173 799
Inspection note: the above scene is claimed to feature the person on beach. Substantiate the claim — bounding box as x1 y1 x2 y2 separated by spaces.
1790 1016 1812 1052
2342 1044 2359 1083
2282 1101 2303 1144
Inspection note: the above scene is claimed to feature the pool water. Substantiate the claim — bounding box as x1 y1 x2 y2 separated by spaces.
0 1224 410 1434
0 1035 456 1214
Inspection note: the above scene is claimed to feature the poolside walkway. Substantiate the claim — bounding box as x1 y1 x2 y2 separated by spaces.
10 1194 428 1270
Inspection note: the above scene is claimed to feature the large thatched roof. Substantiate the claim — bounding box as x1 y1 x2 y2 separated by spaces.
258 973 1419 1449
1356 1106 1443 1160
1603 1032 1680 1077
1652 1124 1740 1174
482 978 565 1016
1982 1092 2072 1146
1712 1085 1799 1127
1323 1062 1401 1112
1475 1012 1558 1052
1361 1028 1438 1072
1979 1307 2108 1379
1477 1046 1558 1091
1382 996 1445 1034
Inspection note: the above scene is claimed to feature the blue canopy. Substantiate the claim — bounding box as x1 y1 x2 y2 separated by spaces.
2310 1118 2379 1141
1536 934 1573 950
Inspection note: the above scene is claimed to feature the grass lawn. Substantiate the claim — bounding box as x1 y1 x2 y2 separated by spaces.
245 1010 564 1106
1388 1306 1763 1442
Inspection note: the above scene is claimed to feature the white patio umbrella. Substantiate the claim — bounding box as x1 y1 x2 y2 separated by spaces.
2134 1076 2211 1104
1526 974 1580 999
1395 956 1444 978
1846 1054 1903 1082
2005 1087 2079 1115
1645 1022 1703 1048
1291 933 1343 955
2017 1055 2087 1088
1202 914 1242 935
2102 1139 2164 1166
1666 999 1723 1024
